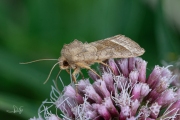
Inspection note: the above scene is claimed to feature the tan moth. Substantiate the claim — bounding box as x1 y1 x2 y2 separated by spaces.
21 35 145 84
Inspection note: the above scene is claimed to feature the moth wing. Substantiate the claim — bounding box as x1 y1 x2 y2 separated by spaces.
89 35 145 60
61 40 98 62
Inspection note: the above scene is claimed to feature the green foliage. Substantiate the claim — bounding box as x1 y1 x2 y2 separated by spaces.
0 0 179 119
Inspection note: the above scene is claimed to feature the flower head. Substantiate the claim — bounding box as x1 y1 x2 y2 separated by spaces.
30 57 180 120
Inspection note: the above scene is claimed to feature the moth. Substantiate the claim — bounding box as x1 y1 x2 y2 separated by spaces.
21 35 145 84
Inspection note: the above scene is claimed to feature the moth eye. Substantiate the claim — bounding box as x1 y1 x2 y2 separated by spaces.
63 61 69 66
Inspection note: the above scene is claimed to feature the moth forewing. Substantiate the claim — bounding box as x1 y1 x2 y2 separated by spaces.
89 35 145 60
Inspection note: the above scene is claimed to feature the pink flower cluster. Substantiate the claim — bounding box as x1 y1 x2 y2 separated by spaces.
30 57 180 120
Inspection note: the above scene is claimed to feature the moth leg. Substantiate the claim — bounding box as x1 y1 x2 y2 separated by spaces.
72 68 81 93
72 68 80 84
75 62 102 79
79 71 84 79
66 69 84 79
95 60 115 74
66 69 70 74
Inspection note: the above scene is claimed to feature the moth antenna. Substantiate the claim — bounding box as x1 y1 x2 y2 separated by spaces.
55 69 62 82
43 62 60 84
54 69 62 92
20 59 58 64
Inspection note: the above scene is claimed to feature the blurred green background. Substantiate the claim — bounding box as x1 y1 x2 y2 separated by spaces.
0 0 180 119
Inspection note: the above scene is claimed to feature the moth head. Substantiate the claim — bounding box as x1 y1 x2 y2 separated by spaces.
59 56 70 70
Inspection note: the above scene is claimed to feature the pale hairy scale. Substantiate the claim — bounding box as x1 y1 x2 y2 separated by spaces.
58 35 145 83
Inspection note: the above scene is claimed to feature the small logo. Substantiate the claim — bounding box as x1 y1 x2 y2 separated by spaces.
6 105 23 114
